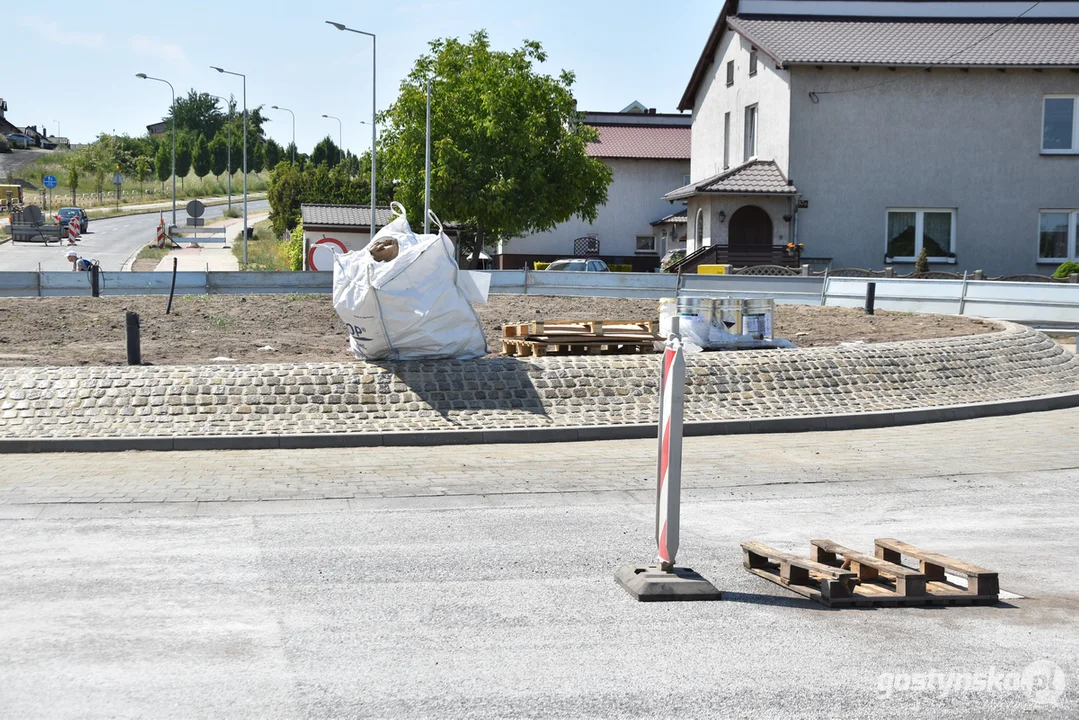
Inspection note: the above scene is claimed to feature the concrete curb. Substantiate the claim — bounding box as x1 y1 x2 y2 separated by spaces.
2 390 1078 454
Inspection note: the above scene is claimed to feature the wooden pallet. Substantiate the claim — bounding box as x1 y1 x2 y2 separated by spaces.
502 319 658 339
741 538 999 608
501 336 657 357
501 318 659 357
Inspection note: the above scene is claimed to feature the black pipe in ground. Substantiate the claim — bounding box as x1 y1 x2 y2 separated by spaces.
125 311 141 366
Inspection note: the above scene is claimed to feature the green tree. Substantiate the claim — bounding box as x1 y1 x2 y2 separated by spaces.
134 156 150 192
264 138 283 169
915 247 930 274
311 136 341 168
167 89 225 138
155 142 171 190
209 133 228 179
192 135 211 181
67 165 79 206
381 31 611 266
285 141 298 165
267 161 304 236
175 134 193 189
251 141 265 174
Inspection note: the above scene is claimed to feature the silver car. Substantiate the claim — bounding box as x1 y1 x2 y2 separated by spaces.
545 258 610 272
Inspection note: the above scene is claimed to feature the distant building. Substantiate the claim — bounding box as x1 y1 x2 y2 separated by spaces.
496 104 692 272
0 98 19 136
147 121 168 137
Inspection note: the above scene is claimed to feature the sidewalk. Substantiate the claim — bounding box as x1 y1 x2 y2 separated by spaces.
153 211 270 272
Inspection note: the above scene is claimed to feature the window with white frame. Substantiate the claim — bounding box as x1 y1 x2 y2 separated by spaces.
695 208 704 249
726 60 734 86
723 112 731 169
1038 210 1078 262
1043 96 1078 153
636 235 656 254
749 50 758 76
885 208 957 262
744 104 757 161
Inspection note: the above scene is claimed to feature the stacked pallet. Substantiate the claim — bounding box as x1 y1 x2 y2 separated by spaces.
502 319 659 357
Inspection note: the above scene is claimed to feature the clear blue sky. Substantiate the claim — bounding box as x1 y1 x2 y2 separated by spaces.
8 0 716 151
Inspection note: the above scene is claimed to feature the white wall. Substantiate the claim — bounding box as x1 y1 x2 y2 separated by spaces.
303 229 371 271
690 30 792 181
507 157 689 258
687 195 792 252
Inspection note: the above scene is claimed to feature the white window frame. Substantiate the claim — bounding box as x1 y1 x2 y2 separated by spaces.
723 112 731 169
726 60 734 87
635 235 657 254
749 49 758 77
1036 210 1079 264
884 208 958 264
744 104 757 162
1041 95 1079 154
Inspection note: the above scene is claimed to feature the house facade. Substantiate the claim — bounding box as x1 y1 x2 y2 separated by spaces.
495 104 691 272
668 0 1079 276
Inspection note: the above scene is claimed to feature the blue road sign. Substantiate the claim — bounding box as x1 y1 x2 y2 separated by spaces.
43 175 58 189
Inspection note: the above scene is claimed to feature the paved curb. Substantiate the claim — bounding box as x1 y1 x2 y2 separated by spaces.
2 390 1077 454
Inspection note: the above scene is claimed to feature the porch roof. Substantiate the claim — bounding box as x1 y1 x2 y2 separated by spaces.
651 208 687 226
663 160 797 201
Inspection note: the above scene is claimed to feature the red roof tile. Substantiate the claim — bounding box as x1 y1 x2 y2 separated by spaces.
586 124 691 160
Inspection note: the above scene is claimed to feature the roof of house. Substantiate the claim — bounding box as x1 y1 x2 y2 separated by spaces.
729 17 1079 68
678 1 1079 110
664 160 797 201
651 208 688 226
301 204 398 228
586 124 691 160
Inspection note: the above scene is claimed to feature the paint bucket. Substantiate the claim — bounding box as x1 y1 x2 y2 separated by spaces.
741 299 775 340
713 298 742 336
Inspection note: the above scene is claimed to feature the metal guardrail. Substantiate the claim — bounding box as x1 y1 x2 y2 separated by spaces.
1 270 1077 324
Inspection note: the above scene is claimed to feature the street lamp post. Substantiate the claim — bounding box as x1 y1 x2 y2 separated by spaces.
327 21 377 239
321 114 343 166
271 105 296 165
211 95 233 211
135 73 176 227
211 66 248 266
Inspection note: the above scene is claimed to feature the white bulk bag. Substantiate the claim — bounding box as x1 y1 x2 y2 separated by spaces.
332 203 489 361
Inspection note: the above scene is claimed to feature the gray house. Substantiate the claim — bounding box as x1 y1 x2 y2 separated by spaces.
666 0 1079 275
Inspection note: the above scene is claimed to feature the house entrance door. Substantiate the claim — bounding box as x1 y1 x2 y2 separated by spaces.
728 205 773 252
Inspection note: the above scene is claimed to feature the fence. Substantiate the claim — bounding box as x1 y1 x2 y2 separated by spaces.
1 269 1077 324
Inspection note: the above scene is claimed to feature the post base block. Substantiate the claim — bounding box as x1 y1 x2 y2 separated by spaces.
615 564 723 602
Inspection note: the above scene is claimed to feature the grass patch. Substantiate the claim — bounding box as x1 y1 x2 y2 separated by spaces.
232 219 291 271
210 314 234 329
136 245 171 262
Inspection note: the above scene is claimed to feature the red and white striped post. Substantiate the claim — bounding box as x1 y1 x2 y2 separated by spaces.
655 327 685 571
66 216 81 245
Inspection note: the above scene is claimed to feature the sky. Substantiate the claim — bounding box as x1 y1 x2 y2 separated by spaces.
6 0 716 152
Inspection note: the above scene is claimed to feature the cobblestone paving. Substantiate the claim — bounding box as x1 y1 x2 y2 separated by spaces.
1 408 1076 507
0 323 1076 440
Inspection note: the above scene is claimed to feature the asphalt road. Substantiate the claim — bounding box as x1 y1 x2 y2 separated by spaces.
0 409 1076 717
0 200 269 272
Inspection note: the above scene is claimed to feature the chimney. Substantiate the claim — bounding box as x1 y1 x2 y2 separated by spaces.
649 108 657 114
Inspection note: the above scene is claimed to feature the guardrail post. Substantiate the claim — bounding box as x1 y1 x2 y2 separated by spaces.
864 282 876 315
959 271 969 316
90 265 100 298
523 268 531 295
125 311 141 366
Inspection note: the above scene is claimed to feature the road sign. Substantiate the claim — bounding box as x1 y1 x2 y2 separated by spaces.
43 175 57 189
186 200 205 218
112 171 123 185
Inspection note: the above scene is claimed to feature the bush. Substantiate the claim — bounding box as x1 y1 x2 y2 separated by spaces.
286 225 304 271
1052 261 1079 279
609 264 633 272
0 136 10 154
914 247 930 274
533 261 550 270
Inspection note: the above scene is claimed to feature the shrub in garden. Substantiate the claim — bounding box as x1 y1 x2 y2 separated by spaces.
1052 261 1079 279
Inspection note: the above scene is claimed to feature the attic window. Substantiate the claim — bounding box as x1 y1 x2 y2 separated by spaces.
749 50 758 77
726 60 734 87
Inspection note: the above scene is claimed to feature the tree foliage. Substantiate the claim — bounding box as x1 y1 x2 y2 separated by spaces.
209 134 228 178
167 90 225 139
380 31 612 265
264 138 283 169
192 135 211 179
155 143 170 184
174 134 193 187
311 136 341 168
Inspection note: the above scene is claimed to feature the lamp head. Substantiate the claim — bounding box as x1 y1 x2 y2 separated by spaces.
321 114 328 118
210 66 224 73
271 105 279 110
135 73 147 79
326 21 346 30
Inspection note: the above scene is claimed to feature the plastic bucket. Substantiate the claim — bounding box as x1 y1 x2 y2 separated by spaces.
741 299 775 339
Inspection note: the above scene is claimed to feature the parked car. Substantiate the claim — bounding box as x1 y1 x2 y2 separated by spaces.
56 207 89 235
544 258 610 272
5 133 34 149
